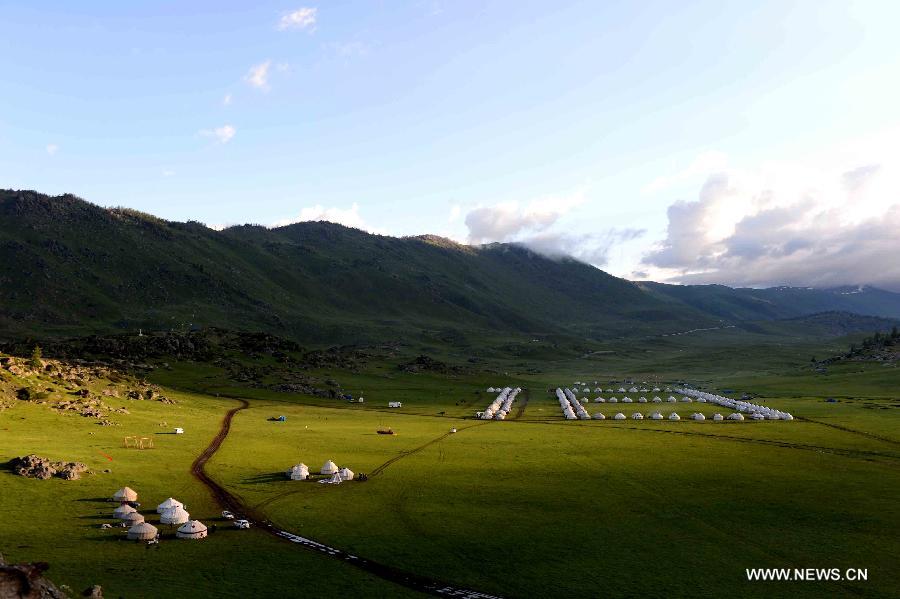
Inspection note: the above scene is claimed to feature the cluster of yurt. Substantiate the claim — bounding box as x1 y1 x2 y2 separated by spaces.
481 387 521 420
557 388 591 420
110 488 208 542
676 388 794 420
316 460 355 484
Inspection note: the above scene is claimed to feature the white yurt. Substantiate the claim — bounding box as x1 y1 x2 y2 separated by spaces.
613 412 626 420
160 506 190 526
669 412 681 421
632 412 644 420
752 413 766 420
338 467 355 481
321 460 339 475
638 397 647 403
782 414 794 421
652 397 662 403
649 412 663 420
697 398 707 403
728 413 745 421
287 463 309 480
593 413 606 420
692 413 706 421
681 397 693 403
594 397 605 403
113 487 137 503
122 512 145 527
609 397 618 403
127 522 158 541
328 472 343 484
113 504 137 519
176 520 209 540
487 387 495 393
156 498 184 514
667 396 677 403
622 397 633 403
712 413 724 421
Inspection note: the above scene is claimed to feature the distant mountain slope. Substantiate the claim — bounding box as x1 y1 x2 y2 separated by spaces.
0 190 713 343
640 282 900 321
4 189 900 345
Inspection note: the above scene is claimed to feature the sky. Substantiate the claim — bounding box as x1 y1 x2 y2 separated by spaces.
2 1 900 289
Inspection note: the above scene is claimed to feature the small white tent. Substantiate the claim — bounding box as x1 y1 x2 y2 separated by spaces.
593 413 606 420
122 512 145 527
113 487 138 503
321 460 339 475
649 412 663 420
127 522 158 541
692 413 705 421
157 498 184 514
669 412 681 421
160 506 190 525
613 412 626 420
728 413 745 421
287 463 309 480
608 397 618 403
632 412 644 420
638 397 647 403
712 413 724 421
176 520 209 540
622 397 633 403
113 504 137 519
338 467 355 481
594 397 605 403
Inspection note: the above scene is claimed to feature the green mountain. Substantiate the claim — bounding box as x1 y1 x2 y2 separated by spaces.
3 189 900 345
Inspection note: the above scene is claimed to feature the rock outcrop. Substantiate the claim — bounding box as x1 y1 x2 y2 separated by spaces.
9 455 88 481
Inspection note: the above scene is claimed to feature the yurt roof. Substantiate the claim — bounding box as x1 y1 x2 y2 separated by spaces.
114 486 138 501
177 520 208 534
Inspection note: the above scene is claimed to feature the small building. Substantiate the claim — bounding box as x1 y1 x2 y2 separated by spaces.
287 463 309 480
113 487 138 503
127 522 158 541
157 498 184 514
176 520 208 540
113 504 137 519
122 512 145 527
388 401 402 408
174 427 184 434
160 506 190 526
321 460 339 475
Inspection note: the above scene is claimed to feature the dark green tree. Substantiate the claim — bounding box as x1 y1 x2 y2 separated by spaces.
30 345 42 368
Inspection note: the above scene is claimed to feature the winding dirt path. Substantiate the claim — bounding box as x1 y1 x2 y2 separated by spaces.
191 398 502 599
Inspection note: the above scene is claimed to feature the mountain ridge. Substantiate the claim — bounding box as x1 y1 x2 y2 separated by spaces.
3 188 900 345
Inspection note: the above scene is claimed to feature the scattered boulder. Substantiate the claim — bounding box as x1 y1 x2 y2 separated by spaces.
0 554 68 599
10 455 88 481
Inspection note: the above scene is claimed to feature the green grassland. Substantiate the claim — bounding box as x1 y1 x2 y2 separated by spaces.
2 338 899 598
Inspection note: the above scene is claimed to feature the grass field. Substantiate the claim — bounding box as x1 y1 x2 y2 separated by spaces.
2 344 899 598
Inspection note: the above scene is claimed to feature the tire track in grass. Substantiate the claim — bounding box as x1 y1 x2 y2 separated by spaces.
797 416 900 447
370 422 490 477
506 419 900 464
193 398 501 599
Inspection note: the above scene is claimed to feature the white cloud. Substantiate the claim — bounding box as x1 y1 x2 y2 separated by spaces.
642 158 900 290
200 125 236 144
272 203 381 233
46 144 59 156
464 193 586 245
460 191 643 267
222 93 232 106
277 8 317 31
245 60 272 90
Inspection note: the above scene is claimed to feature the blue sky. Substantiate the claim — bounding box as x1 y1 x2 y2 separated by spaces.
3 1 900 288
